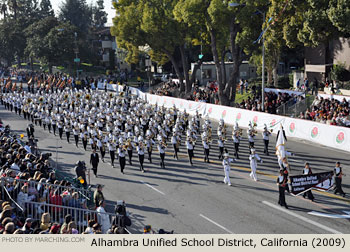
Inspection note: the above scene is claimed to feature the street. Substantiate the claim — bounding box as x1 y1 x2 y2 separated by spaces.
1 105 349 234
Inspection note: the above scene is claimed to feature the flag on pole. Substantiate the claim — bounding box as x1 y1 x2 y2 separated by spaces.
275 124 286 162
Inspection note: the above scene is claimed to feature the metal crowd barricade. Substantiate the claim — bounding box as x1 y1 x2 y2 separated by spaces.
0 177 93 207
26 201 111 233
25 201 132 234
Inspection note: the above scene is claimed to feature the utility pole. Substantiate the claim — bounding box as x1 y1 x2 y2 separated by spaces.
261 12 266 112
74 32 79 79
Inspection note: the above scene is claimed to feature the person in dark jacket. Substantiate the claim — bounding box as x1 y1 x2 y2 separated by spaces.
112 203 131 232
26 124 35 138
302 162 315 201
90 149 99 178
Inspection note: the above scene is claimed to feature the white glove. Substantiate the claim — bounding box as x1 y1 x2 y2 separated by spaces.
260 160 263 164
234 159 237 162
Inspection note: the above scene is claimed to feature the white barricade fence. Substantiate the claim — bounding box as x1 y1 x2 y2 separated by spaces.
264 88 305 97
101 85 350 152
318 93 350 102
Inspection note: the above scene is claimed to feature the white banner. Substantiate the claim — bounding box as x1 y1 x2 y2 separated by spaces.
264 88 305 97
104 85 350 153
318 93 350 102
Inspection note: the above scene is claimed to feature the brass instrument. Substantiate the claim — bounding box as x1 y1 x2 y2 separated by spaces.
38 96 44 103
122 144 128 151
109 93 114 99
233 128 243 137
76 93 81 99
64 94 69 100
250 129 258 136
120 91 124 97
85 94 91 100
264 128 273 134
160 141 167 148
26 98 33 104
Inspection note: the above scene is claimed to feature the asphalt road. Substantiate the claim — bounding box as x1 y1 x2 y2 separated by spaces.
1 102 350 234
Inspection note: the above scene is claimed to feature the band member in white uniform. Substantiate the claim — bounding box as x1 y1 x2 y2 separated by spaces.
232 130 241 159
171 132 180 160
262 125 271 155
137 141 145 172
158 141 166 169
118 146 126 174
108 141 116 167
186 137 194 166
249 148 262 181
217 134 225 160
202 132 210 163
223 153 236 186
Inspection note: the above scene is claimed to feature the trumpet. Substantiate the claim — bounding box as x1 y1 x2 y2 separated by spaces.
109 93 114 99
120 91 124 97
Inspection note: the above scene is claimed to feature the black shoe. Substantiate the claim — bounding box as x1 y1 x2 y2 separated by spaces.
284 205 288 209
342 193 346 197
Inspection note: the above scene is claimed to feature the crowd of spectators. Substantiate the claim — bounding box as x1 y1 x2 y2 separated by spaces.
153 79 304 115
237 91 305 114
0 121 131 234
299 97 350 127
153 80 180 97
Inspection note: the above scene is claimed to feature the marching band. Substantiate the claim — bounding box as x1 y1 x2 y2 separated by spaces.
1 88 294 187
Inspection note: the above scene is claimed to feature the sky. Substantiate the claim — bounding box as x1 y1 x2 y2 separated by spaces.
51 0 115 26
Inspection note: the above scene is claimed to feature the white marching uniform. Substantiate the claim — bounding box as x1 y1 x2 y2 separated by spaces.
249 153 262 181
223 158 234 186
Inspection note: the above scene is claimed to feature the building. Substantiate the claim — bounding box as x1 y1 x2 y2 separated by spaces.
305 37 350 81
92 26 130 71
191 61 258 85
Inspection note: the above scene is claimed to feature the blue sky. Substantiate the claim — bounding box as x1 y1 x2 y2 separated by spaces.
51 0 115 25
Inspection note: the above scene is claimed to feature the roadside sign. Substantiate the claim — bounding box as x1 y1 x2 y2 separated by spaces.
74 58 80 63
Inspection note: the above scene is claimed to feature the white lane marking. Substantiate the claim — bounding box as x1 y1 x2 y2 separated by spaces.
199 214 234 234
140 180 165 195
262 201 342 234
308 211 350 219
289 158 304 163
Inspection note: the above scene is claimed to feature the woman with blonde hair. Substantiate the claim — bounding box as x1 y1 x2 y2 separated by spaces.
40 212 51 231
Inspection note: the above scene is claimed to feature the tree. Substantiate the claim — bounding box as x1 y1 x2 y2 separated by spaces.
328 0 350 35
25 16 76 73
0 19 16 65
1 1 7 19
7 0 18 20
175 0 265 105
39 0 54 18
92 0 107 28
111 0 200 95
59 0 91 34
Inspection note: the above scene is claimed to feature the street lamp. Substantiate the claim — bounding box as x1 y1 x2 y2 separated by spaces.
229 2 266 112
